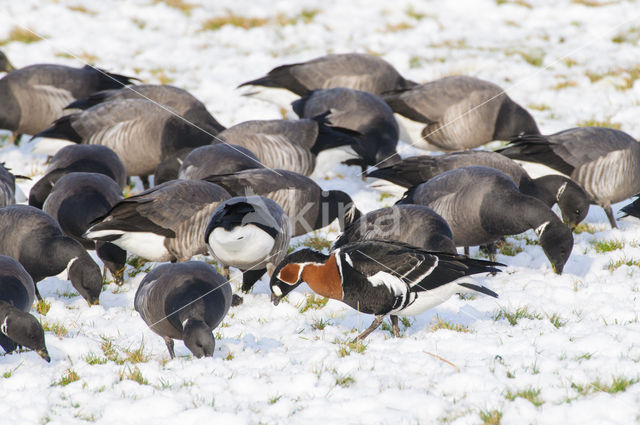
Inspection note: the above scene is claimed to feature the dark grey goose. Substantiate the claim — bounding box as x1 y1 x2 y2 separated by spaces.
0 205 102 304
0 255 50 362
498 127 640 228
205 196 290 292
367 150 590 227
333 205 456 253
0 163 16 207
134 261 231 359
203 169 361 237
383 76 539 151
29 144 126 209
0 64 134 138
292 87 400 170
84 180 230 262
397 166 574 273
43 172 126 284
33 98 213 186
177 144 264 181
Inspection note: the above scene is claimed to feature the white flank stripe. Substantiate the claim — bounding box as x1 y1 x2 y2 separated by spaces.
367 271 406 297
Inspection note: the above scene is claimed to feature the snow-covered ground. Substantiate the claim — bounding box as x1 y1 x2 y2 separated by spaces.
2 1 640 424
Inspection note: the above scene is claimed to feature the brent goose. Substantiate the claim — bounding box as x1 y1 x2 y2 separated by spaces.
397 166 574 273
270 240 500 341
29 144 126 209
178 144 264 181
203 168 361 237
0 205 102 304
43 172 126 284
84 180 230 262
498 127 640 228
205 196 290 292
368 150 590 227
134 261 232 359
0 255 50 362
383 76 539 150
0 163 16 207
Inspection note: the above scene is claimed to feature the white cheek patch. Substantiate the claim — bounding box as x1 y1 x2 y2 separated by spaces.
556 182 568 201
1 317 8 336
272 286 283 297
66 256 79 273
535 221 551 237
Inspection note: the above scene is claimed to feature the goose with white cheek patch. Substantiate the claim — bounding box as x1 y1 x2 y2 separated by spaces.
270 240 501 341
0 205 102 305
43 172 126 284
84 180 230 262
0 255 50 362
397 166 574 273
203 169 361 237
205 196 290 293
497 127 640 228
134 261 232 359
29 144 126 209
367 150 589 228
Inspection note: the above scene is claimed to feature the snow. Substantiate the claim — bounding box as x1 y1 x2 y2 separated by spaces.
2 0 640 424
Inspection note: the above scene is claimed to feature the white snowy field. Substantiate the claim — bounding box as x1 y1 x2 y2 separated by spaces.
1 0 640 424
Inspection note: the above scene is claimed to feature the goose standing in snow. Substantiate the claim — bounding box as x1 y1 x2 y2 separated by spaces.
498 127 640 228
205 196 290 293
0 205 103 305
292 88 400 170
0 64 135 141
397 166 574 273
29 144 126 209
33 98 213 187
66 83 225 136
0 163 16 207
203 168 360 237
383 76 539 150
270 240 500 341
134 261 232 359
84 180 230 262
216 115 360 176
43 172 126 284
333 205 457 253
367 150 590 227
0 255 50 362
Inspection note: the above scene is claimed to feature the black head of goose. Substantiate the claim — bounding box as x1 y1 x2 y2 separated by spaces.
0 205 102 305
29 144 126 209
0 163 16 207
66 84 225 136
43 172 126 284
397 166 574 274
239 53 416 97
177 144 264 181
134 261 232 359
33 98 214 186
270 239 501 341
498 127 640 228
0 255 50 362
203 168 361 237
0 50 15 73
333 205 456 254
367 150 590 227
205 196 290 293
84 180 230 262
0 64 135 137
383 76 540 151
215 115 360 176
292 88 400 170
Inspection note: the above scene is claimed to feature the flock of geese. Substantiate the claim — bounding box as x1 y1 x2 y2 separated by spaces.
1 50 640 361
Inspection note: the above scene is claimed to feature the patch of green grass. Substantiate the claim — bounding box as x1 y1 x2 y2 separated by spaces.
590 239 624 253
528 103 551 111
126 256 151 277
83 353 108 365
68 5 97 15
300 234 332 251
268 395 282 404
495 240 523 256
149 68 173 85
505 387 544 406
36 299 51 316
100 336 123 364
496 0 533 7
298 294 329 313
384 22 414 32
576 118 622 130
571 376 639 395
493 306 542 326
573 222 598 234
430 317 471 333
310 318 332 330
574 352 594 361
224 352 234 361
548 313 567 328
479 409 502 425
123 342 150 364
202 13 269 31
335 375 355 387
405 6 426 20
0 27 41 45
571 0 615 6
607 257 640 272
153 0 195 14
563 58 578 67
335 338 367 357
552 79 577 90
611 27 640 44
2 363 22 378
53 369 80 386
120 366 148 385
42 321 69 338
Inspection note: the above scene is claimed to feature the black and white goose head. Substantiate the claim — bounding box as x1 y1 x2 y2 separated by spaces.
269 248 331 304
181 318 215 358
535 219 573 274
0 301 50 362
205 196 282 267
